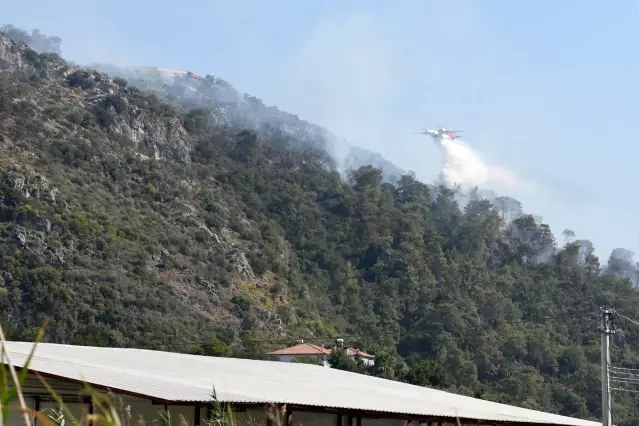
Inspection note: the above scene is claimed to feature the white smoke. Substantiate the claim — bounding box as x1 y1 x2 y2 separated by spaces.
437 136 539 195
265 12 398 168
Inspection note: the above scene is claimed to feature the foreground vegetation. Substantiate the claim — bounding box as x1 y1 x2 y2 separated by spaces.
2 27 639 423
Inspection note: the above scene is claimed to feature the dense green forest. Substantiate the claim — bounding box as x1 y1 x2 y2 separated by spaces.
2 29 639 424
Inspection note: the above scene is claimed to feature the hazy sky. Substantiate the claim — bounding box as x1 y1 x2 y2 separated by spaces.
5 0 639 259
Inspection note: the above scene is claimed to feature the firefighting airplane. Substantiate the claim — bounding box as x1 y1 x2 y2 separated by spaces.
415 126 464 141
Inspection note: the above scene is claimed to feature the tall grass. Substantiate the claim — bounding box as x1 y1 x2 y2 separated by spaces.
0 324 281 426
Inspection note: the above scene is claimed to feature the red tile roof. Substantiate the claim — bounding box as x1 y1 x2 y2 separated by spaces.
268 343 374 359
267 343 331 356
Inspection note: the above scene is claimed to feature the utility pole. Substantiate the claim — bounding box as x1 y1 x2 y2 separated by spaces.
600 307 615 426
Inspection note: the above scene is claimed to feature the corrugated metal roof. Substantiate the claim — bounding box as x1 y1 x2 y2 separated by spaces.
3 342 600 426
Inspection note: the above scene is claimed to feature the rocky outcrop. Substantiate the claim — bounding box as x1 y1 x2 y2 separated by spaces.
228 248 256 280
13 225 66 267
61 67 192 164
107 108 190 163
1 171 58 203
0 35 29 70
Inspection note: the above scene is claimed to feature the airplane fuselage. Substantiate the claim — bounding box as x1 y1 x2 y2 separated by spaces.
425 129 455 139
418 127 463 141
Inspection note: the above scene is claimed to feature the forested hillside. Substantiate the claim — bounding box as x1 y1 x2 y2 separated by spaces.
2 30 639 424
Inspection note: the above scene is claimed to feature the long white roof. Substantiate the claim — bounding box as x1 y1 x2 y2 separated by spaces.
3 342 599 426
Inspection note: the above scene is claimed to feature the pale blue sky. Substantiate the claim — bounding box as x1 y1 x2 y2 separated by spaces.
5 0 639 260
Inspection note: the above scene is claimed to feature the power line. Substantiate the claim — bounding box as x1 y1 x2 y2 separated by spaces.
609 367 639 375
610 375 639 383
615 312 639 327
609 366 639 372
610 387 639 394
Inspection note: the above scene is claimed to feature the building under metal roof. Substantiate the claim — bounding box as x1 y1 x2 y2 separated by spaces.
2 342 600 426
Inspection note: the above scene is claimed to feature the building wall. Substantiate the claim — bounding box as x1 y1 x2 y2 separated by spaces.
3 375 210 426
361 419 406 426
274 355 374 368
234 408 268 426
1 375 327 426
1 393 208 426
359 358 375 367
292 411 337 426
2 395 36 426
2 374 417 426
275 355 329 367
